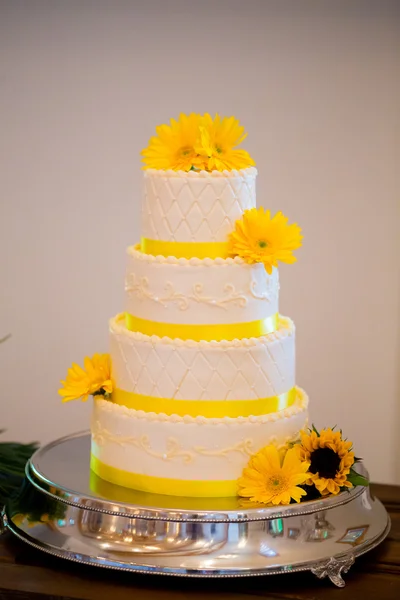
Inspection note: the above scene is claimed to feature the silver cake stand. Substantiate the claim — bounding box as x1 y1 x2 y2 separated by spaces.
1 432 390 587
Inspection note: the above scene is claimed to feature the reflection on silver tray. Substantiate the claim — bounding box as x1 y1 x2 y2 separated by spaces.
1 432 390 587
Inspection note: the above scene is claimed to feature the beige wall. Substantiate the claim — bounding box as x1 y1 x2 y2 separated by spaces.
1 0 399 483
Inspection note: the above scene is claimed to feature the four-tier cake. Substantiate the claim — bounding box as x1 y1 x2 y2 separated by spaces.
87 114 308 497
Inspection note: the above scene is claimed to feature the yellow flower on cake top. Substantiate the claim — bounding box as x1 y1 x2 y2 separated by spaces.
141 113 205 171
296 428 355 496
238 444 310 505
228 207 303 274
196 113 255 171
58 353 113 403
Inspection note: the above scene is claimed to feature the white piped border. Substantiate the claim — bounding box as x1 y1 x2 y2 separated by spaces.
144 167 257 179
95 387 308 425
128 245 259 268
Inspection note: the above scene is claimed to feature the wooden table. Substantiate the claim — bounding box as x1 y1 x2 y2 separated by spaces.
0 483 399 600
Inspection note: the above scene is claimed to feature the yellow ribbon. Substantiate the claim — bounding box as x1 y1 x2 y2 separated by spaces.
90 455 238 497
125 312 278 341
140 237 230 259
90 470 242 510
112 387 296 418
140 237 229 258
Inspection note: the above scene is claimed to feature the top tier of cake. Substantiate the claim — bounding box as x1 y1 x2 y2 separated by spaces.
141 167 257 244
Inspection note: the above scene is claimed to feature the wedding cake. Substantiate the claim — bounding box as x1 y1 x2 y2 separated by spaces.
60 114 308 498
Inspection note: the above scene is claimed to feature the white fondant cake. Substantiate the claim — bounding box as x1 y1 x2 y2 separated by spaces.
109 315 295 401
90 166 309 497
142 167 257 243
125 247 279 327
91 389 308 496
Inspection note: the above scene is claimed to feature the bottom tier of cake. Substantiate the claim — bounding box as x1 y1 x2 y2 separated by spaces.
90 388 309 497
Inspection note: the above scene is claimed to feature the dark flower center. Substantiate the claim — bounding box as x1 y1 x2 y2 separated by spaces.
309 448 341 479
93 388 105 397
258 240 268 248
300 484 321 501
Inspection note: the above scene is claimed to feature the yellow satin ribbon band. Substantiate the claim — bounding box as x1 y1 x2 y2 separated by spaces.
140 237 230 260
90 470 242 510
112 387 296 418
90 455 238 497
125 312 278 342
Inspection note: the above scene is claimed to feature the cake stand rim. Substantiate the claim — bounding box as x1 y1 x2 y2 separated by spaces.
2 505 391 579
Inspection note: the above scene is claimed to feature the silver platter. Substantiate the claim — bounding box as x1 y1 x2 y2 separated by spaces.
1 432 390 587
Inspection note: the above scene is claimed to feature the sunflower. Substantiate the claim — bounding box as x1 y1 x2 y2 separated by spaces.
238 444 310 505
196 113 255 171
228 207 303 274
58 353 113 402
141 113 205 171
296 428 355 496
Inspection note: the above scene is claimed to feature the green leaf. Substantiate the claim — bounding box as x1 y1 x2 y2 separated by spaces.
311 424 320 436
347 467 369 487
0 434 39 505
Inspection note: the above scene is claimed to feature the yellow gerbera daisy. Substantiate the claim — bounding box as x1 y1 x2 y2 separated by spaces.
141 113 205 171
228 207 303 274
296 428 355 496
58 353 113 403
238 444 310 505
196 113 255 171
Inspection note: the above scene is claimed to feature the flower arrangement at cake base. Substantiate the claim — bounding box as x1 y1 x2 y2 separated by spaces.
238 426 369 506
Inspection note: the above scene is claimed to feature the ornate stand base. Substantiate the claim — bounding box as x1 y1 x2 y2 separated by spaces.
2 432 390 586
311 555 355 587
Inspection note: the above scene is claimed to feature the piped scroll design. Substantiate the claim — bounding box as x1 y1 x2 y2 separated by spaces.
92 421 300 466
249 276 278 301
194 439 255 458
125 274 248 311
92 421 257 464
311 555 355 587
92 421 193 463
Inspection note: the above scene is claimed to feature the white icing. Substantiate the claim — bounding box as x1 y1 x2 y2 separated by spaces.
141 167 257 243
92 423 194 463
126 247 248 266
91 389 309 482
125 246 279 325
126 277 248 311
94 164 310 495
92 422 256 463
144 168 258 178
110 314 295 401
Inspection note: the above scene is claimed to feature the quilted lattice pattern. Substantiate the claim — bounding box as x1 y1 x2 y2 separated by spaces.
110 322 295 401
142 170 256 242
